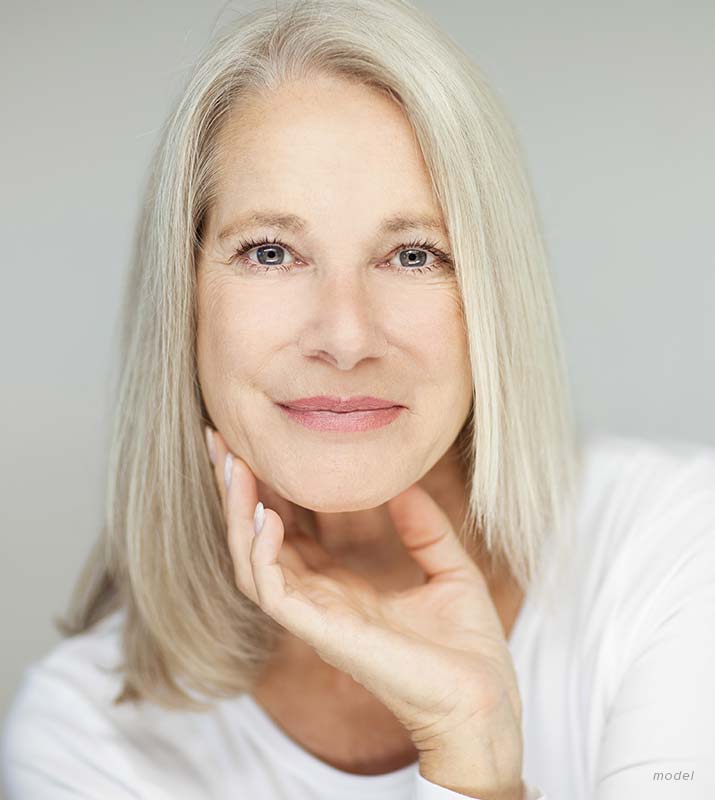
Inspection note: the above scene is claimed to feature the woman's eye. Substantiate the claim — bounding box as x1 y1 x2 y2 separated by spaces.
230 237 452 275
389 248 437 269
244 243 296 267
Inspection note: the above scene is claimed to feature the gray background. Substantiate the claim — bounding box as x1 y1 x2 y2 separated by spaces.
1 0 713 733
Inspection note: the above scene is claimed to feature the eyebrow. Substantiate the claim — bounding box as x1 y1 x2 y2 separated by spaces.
216 210 445 243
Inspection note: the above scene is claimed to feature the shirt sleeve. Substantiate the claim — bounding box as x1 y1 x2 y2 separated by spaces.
592 451 715 799
1 664 142 799
415 770 546 799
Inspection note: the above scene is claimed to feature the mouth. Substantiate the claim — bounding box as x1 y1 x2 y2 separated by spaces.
277 395 404 413
275 399 405 433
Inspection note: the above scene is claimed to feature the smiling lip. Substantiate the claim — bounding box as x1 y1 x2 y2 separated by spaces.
275 395 405 432
278 395 402 412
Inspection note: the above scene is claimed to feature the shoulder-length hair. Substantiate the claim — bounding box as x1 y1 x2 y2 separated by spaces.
58 0 584 710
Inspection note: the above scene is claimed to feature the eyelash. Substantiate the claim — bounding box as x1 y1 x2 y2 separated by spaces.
228 235 454 276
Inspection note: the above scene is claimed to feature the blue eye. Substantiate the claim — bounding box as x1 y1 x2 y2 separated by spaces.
229 236 454 276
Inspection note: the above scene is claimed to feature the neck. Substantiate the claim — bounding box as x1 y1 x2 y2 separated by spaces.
291 443 497 587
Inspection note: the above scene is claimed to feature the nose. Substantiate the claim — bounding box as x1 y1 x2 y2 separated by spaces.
296 269 389 371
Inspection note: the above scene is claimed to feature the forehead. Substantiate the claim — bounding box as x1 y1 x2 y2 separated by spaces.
211 77 443 227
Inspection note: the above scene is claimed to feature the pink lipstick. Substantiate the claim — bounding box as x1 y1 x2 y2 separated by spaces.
275 395 405 432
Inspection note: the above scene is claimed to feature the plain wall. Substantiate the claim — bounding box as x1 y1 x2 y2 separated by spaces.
1 0 713 733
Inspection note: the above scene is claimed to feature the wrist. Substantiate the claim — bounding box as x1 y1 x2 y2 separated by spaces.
416 716 523 800
418 746 523 800
418 765 524 800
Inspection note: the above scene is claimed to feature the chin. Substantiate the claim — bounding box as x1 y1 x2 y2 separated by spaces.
282 479 400 513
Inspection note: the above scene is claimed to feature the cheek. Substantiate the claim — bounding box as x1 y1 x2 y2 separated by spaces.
409 289 469 367
412 298 472 408
197 277 291 394
197 279 254 386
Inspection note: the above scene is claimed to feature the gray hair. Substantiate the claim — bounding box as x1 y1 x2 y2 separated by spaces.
58 0 583 710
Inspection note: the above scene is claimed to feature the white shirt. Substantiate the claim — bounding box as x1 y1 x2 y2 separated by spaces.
3 433 715 800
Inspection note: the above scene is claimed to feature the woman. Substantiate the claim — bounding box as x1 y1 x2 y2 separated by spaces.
3 1 714 799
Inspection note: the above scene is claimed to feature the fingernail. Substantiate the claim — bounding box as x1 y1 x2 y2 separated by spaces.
253 501 265 535
205 426 216 465
224 453 233 491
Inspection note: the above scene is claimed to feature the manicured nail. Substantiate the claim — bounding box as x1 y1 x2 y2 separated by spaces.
205 426 216 465
253 501 265 535
224 453 233 491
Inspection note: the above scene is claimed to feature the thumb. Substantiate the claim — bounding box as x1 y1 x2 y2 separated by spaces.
385 482 480 583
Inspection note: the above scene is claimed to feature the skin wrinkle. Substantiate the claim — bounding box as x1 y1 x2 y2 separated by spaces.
195 73 521 775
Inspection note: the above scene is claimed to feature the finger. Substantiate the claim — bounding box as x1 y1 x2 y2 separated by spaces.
386 482 481 584
255 479 294 522
255 480 337 571
219 440 320 605
248 506 330 648
211 430 260 603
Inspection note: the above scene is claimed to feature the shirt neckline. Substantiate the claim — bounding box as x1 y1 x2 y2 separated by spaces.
235 691 418 794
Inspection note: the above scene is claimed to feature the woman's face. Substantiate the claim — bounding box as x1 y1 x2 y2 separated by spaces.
196 75 473 512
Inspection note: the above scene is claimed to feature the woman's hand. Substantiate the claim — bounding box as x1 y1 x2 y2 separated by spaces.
206 427 524 799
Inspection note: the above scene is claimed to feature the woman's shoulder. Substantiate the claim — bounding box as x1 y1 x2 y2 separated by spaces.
539 433 715 605
0 609 136 798
8 606 126 709
577 431 715 550
563 435 715 790
569 431 715 623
